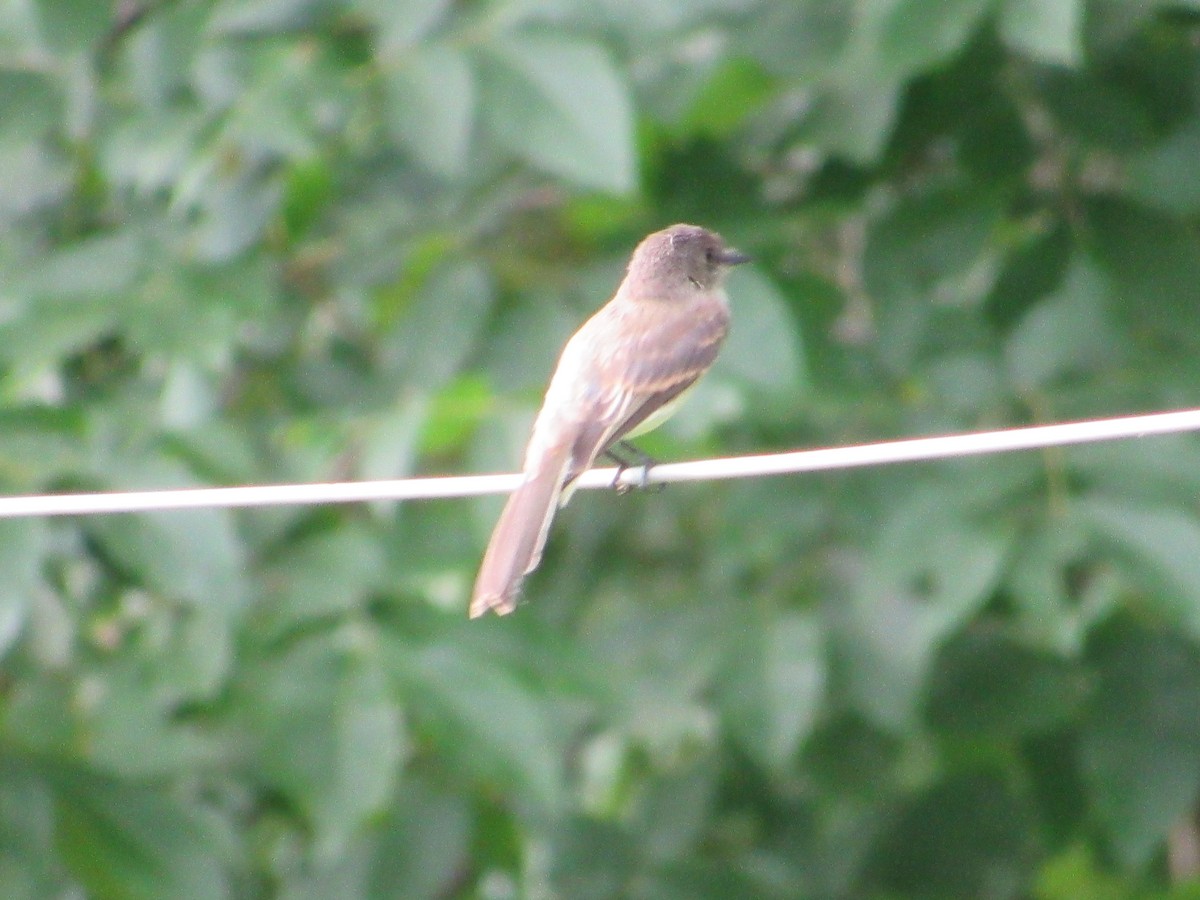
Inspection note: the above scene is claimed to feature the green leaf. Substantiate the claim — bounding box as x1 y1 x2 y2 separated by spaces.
34 0 112 54
634 756 718 860
383 44 476 175
185 172 284 263
84 460 247 610
1128 116 1200 215
255 524 386 635
878 0 994 78
394 641 563 811
1076 497 1200 638
1004 258 1118 390
1038 70 1154 152
356 0 453 53
1088 198 1200 343
420 377 494 457
100 113 204 196
865 189 1000 304
13 231 142 298
380 260 494 391
0 3 40 56
679 58 775 138
548 817 640 900
926 627 1085 738
0 761 59 900
209 0 328 35
717 611 825 769
1004 519 1112 654
88 505 247 609
580 597 730 764
0 233 145 367
802 77 903 164
242 633 405 858
986 221 1071 329
0 142 71 221
835 491 1014 732
864 189 1003 376
999 0 1083 66
0 70 60 139
641 861 780 900
118 4 208 109
220 43 334 163
1081 624 1200 866
130 258 278 359
1035 843 1138 900
863 188 1000 372
54 773 232 900
1071 435 1200 508
163 605 236 700
73 662 224 777
0 302 119 371
923 353 1004 412
367 777 471 900
715 268 805 394
356 393 430 485
0 519 49 660
871 774 1038 895
734 0 855 78
478 33 636 193
1084 6 1160 51
473 286 579 393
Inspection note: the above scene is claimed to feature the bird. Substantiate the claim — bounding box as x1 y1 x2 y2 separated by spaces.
469 223 749 618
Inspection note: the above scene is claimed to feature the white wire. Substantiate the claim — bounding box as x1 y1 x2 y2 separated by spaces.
1 407 1199 519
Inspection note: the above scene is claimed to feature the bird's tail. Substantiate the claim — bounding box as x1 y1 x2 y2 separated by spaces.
469 444 572 617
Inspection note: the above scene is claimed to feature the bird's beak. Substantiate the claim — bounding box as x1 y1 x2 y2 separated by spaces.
720 248 752 266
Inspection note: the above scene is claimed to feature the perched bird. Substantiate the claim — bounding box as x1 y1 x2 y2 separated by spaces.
470 224 749 618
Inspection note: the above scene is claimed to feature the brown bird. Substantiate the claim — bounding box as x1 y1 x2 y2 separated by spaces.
469 224 749 618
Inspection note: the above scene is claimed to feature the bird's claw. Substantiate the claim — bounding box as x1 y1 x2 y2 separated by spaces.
606 441 661 494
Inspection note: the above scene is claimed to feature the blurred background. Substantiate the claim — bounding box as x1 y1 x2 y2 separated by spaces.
2 0 1200 897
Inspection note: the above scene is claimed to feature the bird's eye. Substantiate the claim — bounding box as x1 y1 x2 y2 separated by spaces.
704 248 715 263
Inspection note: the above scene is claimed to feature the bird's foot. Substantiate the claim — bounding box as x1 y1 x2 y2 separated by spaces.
604 441 662 494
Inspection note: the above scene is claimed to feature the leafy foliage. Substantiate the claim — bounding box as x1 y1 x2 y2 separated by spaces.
2 0 1200 896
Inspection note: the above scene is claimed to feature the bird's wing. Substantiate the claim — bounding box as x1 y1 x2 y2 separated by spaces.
563 297 729 484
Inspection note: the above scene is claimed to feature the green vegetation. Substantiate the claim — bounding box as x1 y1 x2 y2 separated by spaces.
3 0 1200 896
